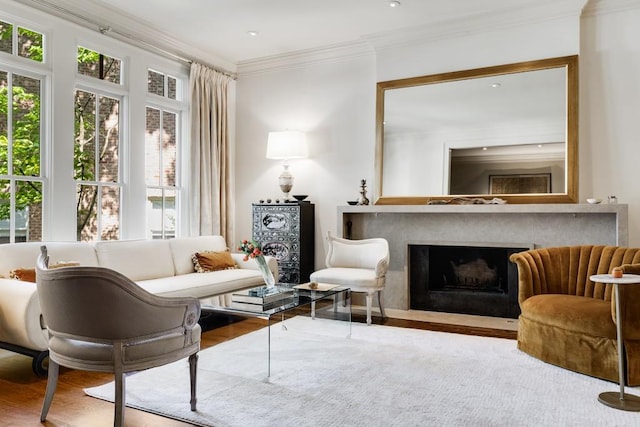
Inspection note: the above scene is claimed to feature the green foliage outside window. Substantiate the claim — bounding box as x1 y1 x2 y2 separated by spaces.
0 83 42 220
0 35 118 240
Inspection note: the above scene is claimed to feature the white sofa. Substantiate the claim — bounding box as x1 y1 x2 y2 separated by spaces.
0 235 277 375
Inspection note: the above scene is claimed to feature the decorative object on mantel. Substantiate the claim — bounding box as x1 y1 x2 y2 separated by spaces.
259 197 307 204
586 198 602 204
238 239 276 288
266 130 309 202
608 195 618 204
347 201 358 205
427 197 507 205
357 179 370 205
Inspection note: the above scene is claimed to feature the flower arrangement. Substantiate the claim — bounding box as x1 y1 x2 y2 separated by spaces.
238 239 263 261
238 239 276 287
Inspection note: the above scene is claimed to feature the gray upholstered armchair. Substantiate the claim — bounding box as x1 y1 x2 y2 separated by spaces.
36 246 201 427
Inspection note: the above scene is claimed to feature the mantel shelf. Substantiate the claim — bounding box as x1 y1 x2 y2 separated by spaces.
339 203 626 215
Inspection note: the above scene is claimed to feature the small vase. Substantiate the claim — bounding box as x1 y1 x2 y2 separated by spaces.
255 255 276 288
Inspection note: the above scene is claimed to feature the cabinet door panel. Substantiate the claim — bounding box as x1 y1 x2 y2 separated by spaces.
252 203 314 284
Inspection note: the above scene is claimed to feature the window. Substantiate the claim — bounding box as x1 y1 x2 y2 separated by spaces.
0 20 44 62
74 89 121 241
0 20 45 243
0 70 44 242
74 44 124 241
1 12 189 243
145 69 182 239
77 46 121 84
148 69 177 99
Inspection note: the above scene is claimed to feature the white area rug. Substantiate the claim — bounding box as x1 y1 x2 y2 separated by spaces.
85 317 640 426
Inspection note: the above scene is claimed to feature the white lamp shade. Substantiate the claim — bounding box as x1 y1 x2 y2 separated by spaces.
266 131 308 159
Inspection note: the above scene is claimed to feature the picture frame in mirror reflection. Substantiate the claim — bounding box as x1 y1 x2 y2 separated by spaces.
489 173 551 195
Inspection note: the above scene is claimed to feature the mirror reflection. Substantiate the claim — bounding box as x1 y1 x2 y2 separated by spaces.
449 142 565 195
375 56 578 204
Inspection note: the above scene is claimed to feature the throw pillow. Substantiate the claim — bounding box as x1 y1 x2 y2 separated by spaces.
9 268 36 282
9 262 81 283
192 250 237 273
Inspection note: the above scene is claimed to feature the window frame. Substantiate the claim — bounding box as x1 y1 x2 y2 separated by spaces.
73 81 125 241
145 67 187 239
0 61 49 243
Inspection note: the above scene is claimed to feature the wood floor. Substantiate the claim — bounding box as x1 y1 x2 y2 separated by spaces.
0 314 515 427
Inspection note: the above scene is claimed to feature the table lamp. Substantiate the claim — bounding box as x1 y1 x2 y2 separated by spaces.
266 131 308 201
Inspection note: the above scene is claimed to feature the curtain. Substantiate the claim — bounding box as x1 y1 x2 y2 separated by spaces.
189 63 233 241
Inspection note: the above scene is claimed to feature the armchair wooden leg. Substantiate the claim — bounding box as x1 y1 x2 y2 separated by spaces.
365 293 373 325
40 359 59 422
378 290 386 319
189 353 198 411
114 370 125 427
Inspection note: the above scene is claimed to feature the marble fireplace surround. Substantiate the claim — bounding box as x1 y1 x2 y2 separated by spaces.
337 204 628 322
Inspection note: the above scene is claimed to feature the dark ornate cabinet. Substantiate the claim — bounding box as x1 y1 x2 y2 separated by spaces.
252 202 315 284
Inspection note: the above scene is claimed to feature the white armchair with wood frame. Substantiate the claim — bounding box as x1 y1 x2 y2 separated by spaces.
310 232 389 325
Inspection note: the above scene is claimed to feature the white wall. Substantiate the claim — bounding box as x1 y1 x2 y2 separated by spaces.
580 2 640 246
235 53 376 266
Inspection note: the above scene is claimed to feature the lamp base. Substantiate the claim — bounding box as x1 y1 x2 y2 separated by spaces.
278 164 294 202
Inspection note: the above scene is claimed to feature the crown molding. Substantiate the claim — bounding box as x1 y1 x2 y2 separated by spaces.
364 0 587 52
13 0 237 76
582 0 640 17
238 0 587 76
237 41 375 77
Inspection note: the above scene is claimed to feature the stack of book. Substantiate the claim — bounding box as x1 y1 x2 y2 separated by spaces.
230 286 295 312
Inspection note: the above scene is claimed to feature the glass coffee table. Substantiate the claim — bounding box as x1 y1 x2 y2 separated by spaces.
201 283 351 378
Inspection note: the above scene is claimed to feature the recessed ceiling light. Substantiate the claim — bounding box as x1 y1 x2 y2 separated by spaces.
389 1 401 7
491 82 501 88
247 30 259 36
482 147 488 151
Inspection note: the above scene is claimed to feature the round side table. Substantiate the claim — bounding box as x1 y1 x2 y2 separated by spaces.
590 273 640 411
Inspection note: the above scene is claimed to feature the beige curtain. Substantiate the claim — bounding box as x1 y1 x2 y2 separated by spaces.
189 63 233 241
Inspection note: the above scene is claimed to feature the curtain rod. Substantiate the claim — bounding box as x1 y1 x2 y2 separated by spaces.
17 0 237 80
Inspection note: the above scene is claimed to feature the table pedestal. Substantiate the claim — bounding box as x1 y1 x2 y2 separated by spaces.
598 391 640 411
590 274 640 411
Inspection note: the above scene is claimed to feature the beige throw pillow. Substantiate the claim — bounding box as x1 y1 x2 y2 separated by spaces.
192 250 237 273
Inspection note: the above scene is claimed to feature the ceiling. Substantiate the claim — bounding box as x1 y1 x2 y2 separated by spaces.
25 0 548 70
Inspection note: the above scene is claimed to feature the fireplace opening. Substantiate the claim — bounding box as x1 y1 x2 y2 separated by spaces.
408 242 531 318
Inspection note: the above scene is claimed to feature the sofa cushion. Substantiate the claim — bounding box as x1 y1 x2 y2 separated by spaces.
192 250 237 273
169 236 229 275
136 269 264 299
520 294 616 339
94 240 175 281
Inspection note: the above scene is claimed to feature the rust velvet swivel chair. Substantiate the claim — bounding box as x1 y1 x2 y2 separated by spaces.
35 246 201 427
510 245 640 386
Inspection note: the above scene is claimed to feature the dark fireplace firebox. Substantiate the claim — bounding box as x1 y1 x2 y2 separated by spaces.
408 242 532 319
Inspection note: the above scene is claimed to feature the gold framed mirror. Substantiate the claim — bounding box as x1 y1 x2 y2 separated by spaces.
375 55 578 205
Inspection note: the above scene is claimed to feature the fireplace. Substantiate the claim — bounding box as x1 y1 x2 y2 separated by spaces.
408 242 532 319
